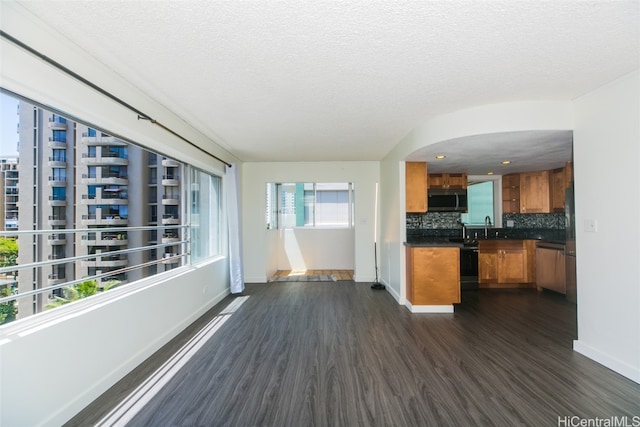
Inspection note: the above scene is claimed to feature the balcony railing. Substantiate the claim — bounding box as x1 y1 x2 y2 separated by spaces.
162 195 179 205
0 224 190 324
161 214 180 225
80 134 127 146
47 234 67 245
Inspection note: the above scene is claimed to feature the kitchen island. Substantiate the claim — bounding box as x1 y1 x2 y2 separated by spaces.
405 242 461 313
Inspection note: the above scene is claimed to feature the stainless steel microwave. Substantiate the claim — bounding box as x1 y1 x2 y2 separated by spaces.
428 189 468 212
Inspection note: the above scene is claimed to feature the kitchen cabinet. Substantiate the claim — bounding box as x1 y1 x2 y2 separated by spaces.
406 162 427 213
406 246 460 305
428 173 467 189
564 161 573 185
549 162 574 212
520 171 550 213
478 240 536 287
502 174 521 214
536 244 566 294
549 168 566 212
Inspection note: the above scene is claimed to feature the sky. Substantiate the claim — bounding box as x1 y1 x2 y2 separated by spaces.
0 93 20 157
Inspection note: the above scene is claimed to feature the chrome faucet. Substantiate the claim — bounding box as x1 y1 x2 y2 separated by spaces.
484 216 492 238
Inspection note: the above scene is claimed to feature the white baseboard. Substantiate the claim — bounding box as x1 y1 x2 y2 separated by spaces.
380 279 401 303
573 340 640 384
405 301 454 313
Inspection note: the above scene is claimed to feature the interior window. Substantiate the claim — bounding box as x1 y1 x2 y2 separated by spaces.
266 182 354 229
461 181 494 226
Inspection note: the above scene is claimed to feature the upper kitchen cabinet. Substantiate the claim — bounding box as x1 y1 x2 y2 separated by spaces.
549 168 566 212
406 162 427 213
502 173 521 214
520 171 550 213
428 173 467 190
549 162 574 212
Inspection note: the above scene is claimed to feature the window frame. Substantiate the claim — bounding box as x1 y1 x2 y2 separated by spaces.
268 182 355 230
461 175 503 228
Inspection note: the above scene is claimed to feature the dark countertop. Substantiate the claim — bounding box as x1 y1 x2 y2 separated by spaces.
406 227 565 246
404 241 464 248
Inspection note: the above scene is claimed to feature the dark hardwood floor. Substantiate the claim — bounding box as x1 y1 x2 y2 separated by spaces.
67 282 640 427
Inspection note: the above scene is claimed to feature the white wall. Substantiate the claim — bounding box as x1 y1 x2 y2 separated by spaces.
572 70 640 383
277 228 355 271
378 159 405 302
0 259 230 426
379 101 574 301
242 162 380 283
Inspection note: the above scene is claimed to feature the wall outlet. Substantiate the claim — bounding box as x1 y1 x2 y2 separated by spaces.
506 219 515 228
584 219 598 232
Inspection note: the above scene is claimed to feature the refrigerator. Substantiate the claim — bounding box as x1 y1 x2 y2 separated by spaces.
565 185 577 304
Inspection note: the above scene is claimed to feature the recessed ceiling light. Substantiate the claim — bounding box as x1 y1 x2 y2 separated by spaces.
435 155 446 160
501 160 511 165
487 171 494 175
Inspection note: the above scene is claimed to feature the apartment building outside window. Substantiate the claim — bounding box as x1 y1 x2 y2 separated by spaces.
0 96 223 325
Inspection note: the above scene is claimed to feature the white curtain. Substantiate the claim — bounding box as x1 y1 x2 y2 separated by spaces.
226 164 244 294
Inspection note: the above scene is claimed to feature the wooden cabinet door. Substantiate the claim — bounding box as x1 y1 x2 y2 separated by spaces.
564 161 573 185
428 173 467 189
406 162 427 213
447 173 467 189
478 251 498 283
498 249 526 283
428 173 446 189
520 171 550 213
479 240 535 286
549 168 566 212
407 247 460 305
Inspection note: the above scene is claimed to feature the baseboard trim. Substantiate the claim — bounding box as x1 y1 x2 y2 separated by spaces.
573 340 640 384
381 279 401 303
405 301 454 313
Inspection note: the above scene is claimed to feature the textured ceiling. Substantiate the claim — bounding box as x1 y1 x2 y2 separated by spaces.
13 1 640 166
406 130 573 175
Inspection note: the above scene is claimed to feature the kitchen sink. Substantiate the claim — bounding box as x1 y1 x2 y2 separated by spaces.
447 237 478 247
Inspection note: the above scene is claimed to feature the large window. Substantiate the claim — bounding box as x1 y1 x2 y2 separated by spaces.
461 180 496 226
0 92 223 325
266 182 354 229
190 168 221 262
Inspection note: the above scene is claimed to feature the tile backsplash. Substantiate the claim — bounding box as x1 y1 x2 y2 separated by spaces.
407 212 565 230
503 213 566 229
406 212 461 229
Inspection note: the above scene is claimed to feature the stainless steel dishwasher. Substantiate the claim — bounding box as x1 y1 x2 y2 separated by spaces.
536 241 566 294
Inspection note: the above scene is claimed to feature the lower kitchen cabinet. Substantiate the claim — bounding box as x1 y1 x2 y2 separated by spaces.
478 240 536 287
406 246 460 305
